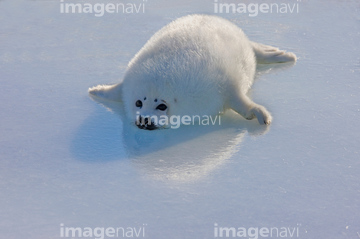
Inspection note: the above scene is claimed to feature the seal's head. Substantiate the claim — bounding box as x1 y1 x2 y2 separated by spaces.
133 96 169 130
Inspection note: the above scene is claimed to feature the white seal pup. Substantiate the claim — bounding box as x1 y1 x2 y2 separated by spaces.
89 14 296 130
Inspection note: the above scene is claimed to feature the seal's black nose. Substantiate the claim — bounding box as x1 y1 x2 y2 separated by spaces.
136 116 157 130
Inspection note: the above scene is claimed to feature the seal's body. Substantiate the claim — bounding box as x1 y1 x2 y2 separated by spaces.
89 14 296 129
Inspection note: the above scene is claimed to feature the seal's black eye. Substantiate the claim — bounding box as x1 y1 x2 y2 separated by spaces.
156 104 167 111
135 100 142 108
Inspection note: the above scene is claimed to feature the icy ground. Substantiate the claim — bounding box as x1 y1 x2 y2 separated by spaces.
0 0 359 238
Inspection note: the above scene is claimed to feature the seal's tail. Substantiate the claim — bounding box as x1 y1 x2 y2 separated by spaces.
251 41 297 64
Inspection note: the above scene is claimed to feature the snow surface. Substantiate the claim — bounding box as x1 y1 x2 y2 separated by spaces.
0 0 359 238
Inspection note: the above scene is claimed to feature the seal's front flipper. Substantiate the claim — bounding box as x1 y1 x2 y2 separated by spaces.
88 82 123 102
251 42 297 64
229 92 272 125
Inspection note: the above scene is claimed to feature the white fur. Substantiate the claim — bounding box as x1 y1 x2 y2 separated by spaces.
89 14 296 127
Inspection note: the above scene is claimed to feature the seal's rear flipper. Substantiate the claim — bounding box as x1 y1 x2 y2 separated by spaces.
88 82 122 102
251 42 297 64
